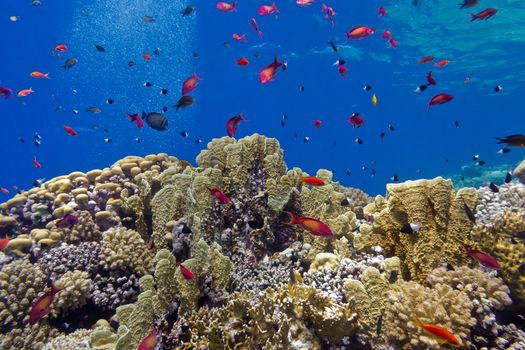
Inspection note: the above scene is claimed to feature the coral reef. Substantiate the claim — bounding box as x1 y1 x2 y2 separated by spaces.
515 158 525 184
0 134 522 350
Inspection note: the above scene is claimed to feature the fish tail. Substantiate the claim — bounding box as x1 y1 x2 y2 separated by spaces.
469 13 477 21
494 137 505 144
232 0 237 10
283 211 298 225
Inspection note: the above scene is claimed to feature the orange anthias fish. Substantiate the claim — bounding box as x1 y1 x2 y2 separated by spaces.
418 56 435 64
30 72 49 79
28 284 62 324
0 236 10 250
301 176 325 186
1 187 10 194
427 93 454 111
63 125 78 136
258 2 279 16
464 246 501 269
283 211 333 237
236 57 250 66
232 33 247 42
216 0 237 12
435 59 450 67
182 72 203 95
137 327 157 350
177 262 195 280
206 187 231 204
321 3 336 27
415 319 462 347
17 88 34 97
346 26 375 40
296 0 315 7
226 113 247 137
33 156 42 168
54 44 68 52
259 56 283 84
142 52 152 60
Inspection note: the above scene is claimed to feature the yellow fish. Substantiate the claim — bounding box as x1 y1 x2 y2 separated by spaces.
372 93 378 106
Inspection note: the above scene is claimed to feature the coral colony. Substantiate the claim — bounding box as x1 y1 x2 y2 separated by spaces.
0 135 524 349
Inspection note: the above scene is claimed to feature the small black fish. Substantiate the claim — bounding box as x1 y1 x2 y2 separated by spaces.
299 85 305 91
388 124 395 132
463 200 476 223
180 131 189 138
105 99 114 104
294 133 298 138
181 223 192 234
153 48 161 55
72 109 79 114
445 262 455 271
346 169 351 176
57 213 79 228
476 160 485 166
143 15 156 22
104 128 109 133
388 271 398 284
34 139 41 146
33 178 45 187
488 182 499 193
363 85 372 91
380 132 386 139
282 62 288 71
454 120 460 128
497 148 511 154
192 52 199 58
143 111 168 131
163 106 168 112
328 40 338 52
400 223 421 234
333 142 337 146
174 96 195 110
416 169 422 175
390 174 399 182
34 132 41 140
372 169 376 176
128 61 136 67
62 58 78 69
282 114 288 120
461 176 465 181
445 158 449 163
472 154 479 161
19 137 25 143
281 120 285 127
104 138 112 143
181 6 194 16
495 134 525 147
414 84 429 92
144 82 152 87
334 59 346 66
304 136 310 142
135 137 141 143
505 171 512 184
494 85 503 92
355 138 363 145
160 88 168 95
340 197 351 206
195 139 202 144
94 44 106 52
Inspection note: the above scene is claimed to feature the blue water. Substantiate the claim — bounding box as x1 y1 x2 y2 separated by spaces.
1 0 524 196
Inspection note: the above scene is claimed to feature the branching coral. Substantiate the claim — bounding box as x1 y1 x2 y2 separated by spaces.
52 270 92 316
46 210 101 244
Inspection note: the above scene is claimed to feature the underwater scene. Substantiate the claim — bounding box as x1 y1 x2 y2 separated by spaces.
1 0 525 349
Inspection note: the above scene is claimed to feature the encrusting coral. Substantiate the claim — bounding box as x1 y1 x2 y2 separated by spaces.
0 134 523 350
354 177 477 282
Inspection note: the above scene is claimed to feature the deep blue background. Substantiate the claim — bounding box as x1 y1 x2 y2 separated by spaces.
1 0 523 196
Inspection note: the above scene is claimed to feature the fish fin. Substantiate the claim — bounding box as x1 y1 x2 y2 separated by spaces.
469 13 477 21
282 211 298 225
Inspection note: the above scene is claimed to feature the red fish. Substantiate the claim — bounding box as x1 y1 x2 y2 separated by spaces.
283 211 333 237
236 57 250 66
321 3 336 27
63 125 78 136
206 187 231 204
0 236 10 250
337 64 347 79
0 87 13 99
388 38 397 48
251 18 263 39
301 176 325 186
434 59 450 67
378 7 387 16
464 246 501 269
382 29 392 39
313 119 322 128
128 113 144 128
30 72 49 79
137 327 157 350
216 1 237 12
182 72 203 95
426 71 437 85
348 113 364 128
258 2 279 16
296 0 315 6
232 33 247 42
418 56 435 64
259 56 283 84
33 156 41 169
54 44 68 52
177 262 195 280
226 113 247 137
346 26 374 40
0 187 9 194
427 93 454 111
142 52 151 60
17 88 34 97
470 8 497 21
28 284 62 324
415 319 462 346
